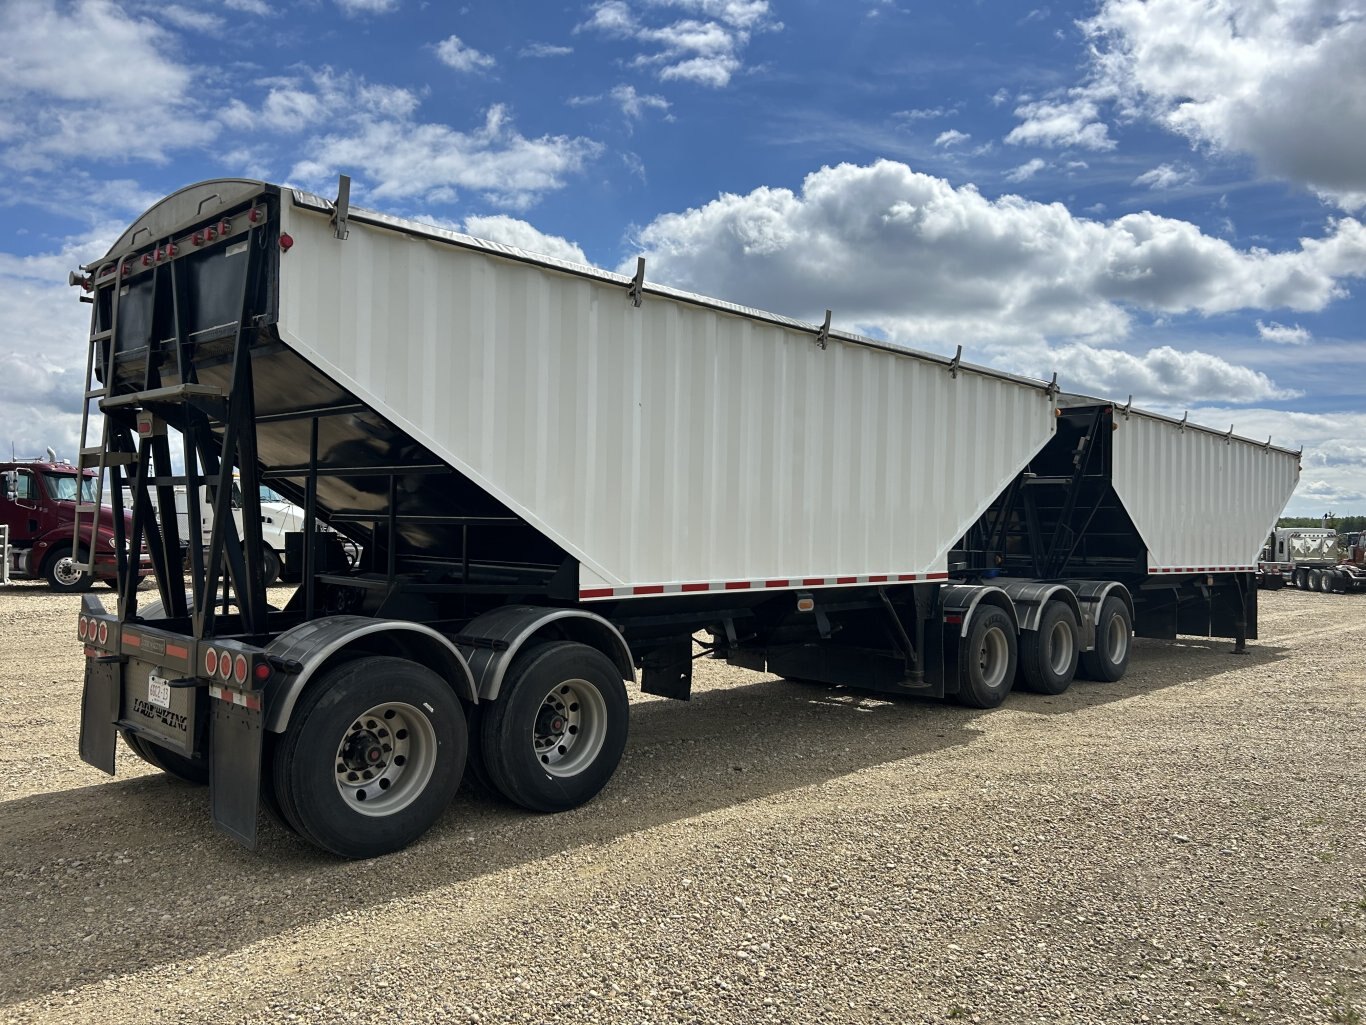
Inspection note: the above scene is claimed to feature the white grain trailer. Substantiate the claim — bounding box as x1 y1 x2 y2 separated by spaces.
71 179 1300 857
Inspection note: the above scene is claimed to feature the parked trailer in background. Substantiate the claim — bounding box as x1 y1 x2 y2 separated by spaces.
71 179 1301 858
1257 527 1366 593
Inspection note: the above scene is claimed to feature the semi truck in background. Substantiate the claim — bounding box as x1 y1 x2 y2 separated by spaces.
1257 527 1366 593
70 178 1300 858
171 476 318 585
0 451 149 591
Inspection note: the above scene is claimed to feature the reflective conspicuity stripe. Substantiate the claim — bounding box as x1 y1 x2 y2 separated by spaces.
579 572 950 601
1148 566 1256 575
209 683 263 711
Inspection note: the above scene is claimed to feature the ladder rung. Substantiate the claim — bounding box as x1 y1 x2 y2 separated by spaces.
76 504 100 514
91 329 113 342
85 387 108 399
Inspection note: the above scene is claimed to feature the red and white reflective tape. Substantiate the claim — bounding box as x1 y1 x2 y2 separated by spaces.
579 572 950 601
1149 566 1255 575
209 683 263 711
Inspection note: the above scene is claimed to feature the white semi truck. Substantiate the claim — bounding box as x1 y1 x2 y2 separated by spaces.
71 179 1299 858
171 478 304 585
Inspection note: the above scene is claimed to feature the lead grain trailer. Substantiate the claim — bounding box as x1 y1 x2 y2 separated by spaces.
70 179 1301 858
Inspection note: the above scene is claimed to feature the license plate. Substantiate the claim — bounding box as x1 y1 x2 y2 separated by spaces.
147 673 171 709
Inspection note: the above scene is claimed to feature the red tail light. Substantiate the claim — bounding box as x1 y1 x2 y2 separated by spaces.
233 654 248 685
254 661 271 683
204 647 218 677
97 621 108 645
219 654 234 682
78 616 89 640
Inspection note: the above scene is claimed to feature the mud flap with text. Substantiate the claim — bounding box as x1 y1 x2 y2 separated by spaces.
79 659 121 774
210 699 263 850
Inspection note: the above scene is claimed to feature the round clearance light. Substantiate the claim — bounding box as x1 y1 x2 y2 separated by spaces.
78 616 89 641
97 621 109 645
204 647 218 678
254 661 271 683
234 654 248 686
220 653 234 682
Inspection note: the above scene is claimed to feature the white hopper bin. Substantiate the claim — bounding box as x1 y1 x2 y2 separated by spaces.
276 196 1062 599
1107 407 1300 575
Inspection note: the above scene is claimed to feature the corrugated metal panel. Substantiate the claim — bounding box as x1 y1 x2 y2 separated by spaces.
1111 411 1300 572
276 202 1058 592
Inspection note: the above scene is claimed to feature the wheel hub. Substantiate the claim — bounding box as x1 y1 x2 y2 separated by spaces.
340 728 388 774
332 703 435 815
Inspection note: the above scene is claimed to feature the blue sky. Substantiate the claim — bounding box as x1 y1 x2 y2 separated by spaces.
2 0 1364 514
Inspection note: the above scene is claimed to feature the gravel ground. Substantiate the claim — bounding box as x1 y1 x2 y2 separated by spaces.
1 582 1363 1024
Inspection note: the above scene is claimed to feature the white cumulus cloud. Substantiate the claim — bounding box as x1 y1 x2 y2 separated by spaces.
1257 320 1312 345
290 103 601 209
1133 163 1198 190
1076 0 1366 209
1006 95 1115 151
577 0 778 88
628 160 1366 350
435 35 496 74
1005 158 1048 182
0 0 215 167
462 215 590 264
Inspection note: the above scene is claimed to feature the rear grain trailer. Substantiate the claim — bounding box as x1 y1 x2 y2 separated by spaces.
70 179 1301 857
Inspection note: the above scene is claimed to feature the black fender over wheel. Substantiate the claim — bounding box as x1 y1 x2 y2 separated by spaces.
120 729 209 785
271 655 468 858
1078 596 1132 682
1016 601 1079 695
44 545 94 593
479 641 629 813
956 606 1017 709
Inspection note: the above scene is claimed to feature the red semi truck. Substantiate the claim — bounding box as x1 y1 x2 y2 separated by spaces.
1 456 142 591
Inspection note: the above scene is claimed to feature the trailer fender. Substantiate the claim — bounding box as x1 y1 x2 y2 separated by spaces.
264 616 477 732
455 605 634 702
1059 580 1134 652
940 584 1019 638
991 581 1083 634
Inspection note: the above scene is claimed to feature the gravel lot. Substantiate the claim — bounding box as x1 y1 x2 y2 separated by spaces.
1 582 1363 1024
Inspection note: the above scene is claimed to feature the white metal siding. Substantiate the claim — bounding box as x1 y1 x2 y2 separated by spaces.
1110 412 1300 573
276 203 1058 595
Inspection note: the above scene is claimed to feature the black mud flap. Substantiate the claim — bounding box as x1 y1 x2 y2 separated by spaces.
79 658 121 774
210 699 264 850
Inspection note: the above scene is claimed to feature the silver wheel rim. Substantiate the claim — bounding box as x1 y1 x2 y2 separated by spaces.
1105 614 1128 663
53 556 86 588
333 702 437 816
533 677 608 778
1048 618 1075 676
978 627 1009 688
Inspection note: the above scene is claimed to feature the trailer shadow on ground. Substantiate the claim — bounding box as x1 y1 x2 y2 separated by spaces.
0 634 1292 1004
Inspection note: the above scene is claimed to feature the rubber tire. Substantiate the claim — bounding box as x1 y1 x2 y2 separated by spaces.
1308 568 1323 592
44 545 94 593
120 729 210 785
271 656 467 859
1078 596 1133 682
1016 601 1080 695
479 641 629 813
1329 569 1348 594
261 547 281 586
955 606 1018 709
1294 568 1309 590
